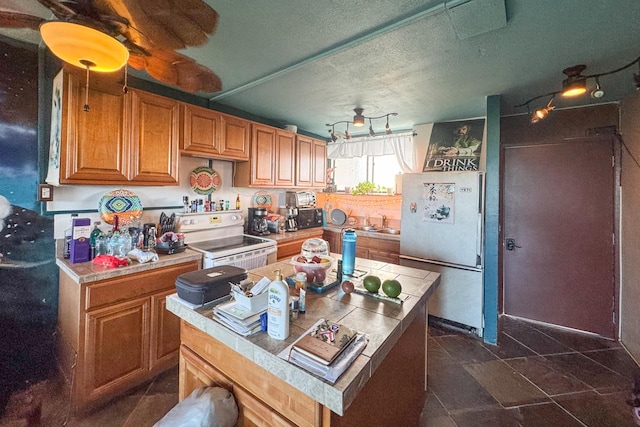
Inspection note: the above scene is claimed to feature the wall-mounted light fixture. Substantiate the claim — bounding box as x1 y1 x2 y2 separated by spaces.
326 108 398 141
516 55 640 123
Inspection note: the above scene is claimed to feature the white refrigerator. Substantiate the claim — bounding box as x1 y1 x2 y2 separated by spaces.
399 171 484 336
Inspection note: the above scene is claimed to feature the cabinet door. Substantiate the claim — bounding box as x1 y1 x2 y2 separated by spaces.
181 103 222 156
84 298 150 400
59 70 129 183
150 289 182 371
295 135 313 187
323 230 342 254
220 114 250 160
251 124 276 186
312 139 327 188
129 90 180 184
275 130 295 186
180 346 295 427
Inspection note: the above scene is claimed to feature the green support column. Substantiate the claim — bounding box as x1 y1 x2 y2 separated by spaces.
483 95 500 344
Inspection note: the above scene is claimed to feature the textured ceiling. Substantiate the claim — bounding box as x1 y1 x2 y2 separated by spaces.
2 0 640 138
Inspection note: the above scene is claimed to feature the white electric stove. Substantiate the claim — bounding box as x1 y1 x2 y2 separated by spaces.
176 211 277 270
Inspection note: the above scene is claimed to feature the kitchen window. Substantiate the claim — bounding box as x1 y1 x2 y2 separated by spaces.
326 132 415 192
332 155 401 191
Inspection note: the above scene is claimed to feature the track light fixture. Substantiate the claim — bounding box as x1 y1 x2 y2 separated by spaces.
516 54 640 123
591 77 605 99
530 98 555 123
326 108 398 141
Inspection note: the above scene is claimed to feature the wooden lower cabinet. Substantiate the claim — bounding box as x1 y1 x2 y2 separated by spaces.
57 260 198 413
84 298 150 400
276 231 323 261
323 230 399 264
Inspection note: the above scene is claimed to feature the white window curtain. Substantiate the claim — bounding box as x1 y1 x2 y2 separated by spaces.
326 132 416 173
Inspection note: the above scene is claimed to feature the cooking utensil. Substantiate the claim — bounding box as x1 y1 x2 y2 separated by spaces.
330 208 347 226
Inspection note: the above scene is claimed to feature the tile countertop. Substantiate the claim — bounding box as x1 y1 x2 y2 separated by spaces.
166 255 440 416
56 248 202 284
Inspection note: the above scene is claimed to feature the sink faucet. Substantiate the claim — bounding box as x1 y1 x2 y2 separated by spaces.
381 215 387 228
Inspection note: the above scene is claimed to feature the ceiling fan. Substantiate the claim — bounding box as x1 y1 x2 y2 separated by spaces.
0 0 222 93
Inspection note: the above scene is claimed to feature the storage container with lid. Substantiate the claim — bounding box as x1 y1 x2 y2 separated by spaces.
301 238 329 259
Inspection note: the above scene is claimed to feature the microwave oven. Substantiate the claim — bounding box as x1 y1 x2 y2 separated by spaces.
296 208 323 229
285 191 316 209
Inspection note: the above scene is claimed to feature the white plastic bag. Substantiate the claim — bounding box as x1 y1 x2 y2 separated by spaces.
154 386 238 427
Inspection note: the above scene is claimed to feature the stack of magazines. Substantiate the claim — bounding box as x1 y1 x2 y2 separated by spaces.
278 319 368 384
212 299 265 336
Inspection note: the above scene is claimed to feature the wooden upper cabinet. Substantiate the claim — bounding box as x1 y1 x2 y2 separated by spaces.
219 113 250 161
275 130 295 186
312 139 327 187
58 70 129 184
252 124 276 185
129 90 180 185
235 124 326 189
53 69 179 185
296 135 327 188
234 124 296 188
180 104 250 161
296 135 313 187
181 103 222 156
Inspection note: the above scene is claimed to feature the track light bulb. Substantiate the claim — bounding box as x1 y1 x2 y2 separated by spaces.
353 108 365 127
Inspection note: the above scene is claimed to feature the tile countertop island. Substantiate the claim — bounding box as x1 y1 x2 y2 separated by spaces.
167 256 440 427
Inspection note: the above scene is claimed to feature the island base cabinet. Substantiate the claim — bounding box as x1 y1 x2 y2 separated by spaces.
180 346 296 426
180 322 320 426
178 302 427 427
326 303 427 426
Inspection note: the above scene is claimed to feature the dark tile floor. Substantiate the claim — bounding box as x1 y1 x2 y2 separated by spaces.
1 316 638 426
421 316 640 427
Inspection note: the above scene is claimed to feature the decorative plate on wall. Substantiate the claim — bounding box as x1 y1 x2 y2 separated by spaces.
98 189 143 226
190 166 220 195
253 191 272 210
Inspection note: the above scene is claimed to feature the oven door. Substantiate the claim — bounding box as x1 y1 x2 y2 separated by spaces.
202 245 276 270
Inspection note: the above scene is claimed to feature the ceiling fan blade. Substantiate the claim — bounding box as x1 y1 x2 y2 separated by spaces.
36 0 77 20
131 48 221 93
170 0 218 34
0 12 44 30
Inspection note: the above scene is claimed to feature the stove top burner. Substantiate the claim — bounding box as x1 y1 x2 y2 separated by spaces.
188 235 272 254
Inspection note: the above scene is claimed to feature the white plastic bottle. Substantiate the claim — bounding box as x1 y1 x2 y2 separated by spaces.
267 270 290 340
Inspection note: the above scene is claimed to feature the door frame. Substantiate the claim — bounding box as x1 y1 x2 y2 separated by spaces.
498 135 621 339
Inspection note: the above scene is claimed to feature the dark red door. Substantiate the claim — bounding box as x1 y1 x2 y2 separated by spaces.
503 137 616 338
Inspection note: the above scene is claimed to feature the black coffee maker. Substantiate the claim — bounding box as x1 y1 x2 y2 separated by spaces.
247 207 270 236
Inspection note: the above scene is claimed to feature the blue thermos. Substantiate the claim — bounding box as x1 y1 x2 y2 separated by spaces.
341 229 357 276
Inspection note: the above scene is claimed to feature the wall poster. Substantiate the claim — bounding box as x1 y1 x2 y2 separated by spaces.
422 119 485 172
423 182 455 224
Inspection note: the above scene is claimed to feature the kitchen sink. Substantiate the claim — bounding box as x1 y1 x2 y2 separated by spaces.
354 226 400 235
357 226 379 232
378 228 401 235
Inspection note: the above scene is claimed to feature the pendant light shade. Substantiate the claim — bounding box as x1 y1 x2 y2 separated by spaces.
561 65 587 97
40 22 129 72
352 108 365 127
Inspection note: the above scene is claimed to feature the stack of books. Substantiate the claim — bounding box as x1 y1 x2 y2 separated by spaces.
283 319 368 384
212 299 265 336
